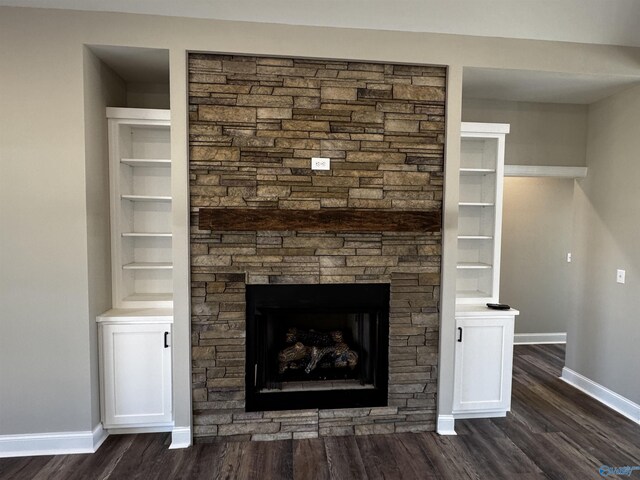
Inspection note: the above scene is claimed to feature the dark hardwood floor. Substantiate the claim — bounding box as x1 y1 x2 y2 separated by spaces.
2 345 639 479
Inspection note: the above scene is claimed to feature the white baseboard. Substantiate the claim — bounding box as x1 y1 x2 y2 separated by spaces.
169 427 192 449
0 424 108 458
561 367 640 424
453 411 507 420
514 332 567 345
436 415 456 435
92 424 109 452
105 424 173 435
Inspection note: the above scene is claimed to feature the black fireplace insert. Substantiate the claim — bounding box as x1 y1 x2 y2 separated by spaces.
246 283 389 411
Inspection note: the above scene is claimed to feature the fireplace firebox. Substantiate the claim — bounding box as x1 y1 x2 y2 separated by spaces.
246 284 389 411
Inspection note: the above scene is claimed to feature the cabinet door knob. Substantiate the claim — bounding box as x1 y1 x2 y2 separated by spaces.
164 331 170 348
457 327 463 342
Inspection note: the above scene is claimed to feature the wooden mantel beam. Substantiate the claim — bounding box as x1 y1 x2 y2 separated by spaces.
198 208 441 233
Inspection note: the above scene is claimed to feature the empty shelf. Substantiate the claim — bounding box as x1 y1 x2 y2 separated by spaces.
460 168 496 175
121 195 172 202
457 262 492 269
121 158 171 167
121 232 173 237
123 262 173 270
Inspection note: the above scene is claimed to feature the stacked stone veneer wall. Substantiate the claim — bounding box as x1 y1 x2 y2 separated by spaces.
189 54 445 441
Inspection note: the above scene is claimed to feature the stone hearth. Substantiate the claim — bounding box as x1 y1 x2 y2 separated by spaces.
189 54 445 440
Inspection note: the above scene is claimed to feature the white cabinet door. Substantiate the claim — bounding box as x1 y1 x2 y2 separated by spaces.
453 315 515 416
101 323 172 428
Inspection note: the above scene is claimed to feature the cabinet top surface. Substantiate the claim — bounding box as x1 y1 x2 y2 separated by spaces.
97 308 173 323
455 304 519 317
106 107 170 121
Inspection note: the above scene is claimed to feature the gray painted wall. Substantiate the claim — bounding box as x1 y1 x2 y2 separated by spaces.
83 48 127 429
462 98 587 166
567 84 640 405
500 178 574 334
462 99 586 335
1 6 639 436
0 19 92 434
126 82 170 109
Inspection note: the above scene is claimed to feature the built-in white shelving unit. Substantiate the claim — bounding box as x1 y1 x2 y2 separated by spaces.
456 122 510 305
98 108 174 433
452 122 519 423
107 107 173 309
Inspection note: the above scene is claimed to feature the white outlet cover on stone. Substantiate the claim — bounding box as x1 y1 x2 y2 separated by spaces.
311 157 330 170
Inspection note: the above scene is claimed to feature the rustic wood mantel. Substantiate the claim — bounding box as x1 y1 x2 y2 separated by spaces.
198 208 441 233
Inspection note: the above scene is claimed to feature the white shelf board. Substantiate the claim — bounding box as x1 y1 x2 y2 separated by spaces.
457 262 493 270
123 262 173 270
460 168 496 175
458 235 493 240
107 107 170 121
121 194 172 202
504 165 587 178
122 232 172 237
459 202 495 207
121 158 171 167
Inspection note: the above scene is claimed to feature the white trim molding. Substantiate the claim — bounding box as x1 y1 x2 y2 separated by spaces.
436 415 457 435
92 424 109 452
514 332 567 345
169 427 192 449
105 424 173 435
504 165 587 178
561 367 640 425
461 122 510 134
0 424 108 458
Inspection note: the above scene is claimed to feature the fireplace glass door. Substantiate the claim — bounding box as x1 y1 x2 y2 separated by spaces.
246 284 389 411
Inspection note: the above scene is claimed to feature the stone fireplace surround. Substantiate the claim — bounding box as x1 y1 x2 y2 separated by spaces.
189 53 445 440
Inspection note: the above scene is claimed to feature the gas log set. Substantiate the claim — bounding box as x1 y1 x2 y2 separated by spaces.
278 328 359 375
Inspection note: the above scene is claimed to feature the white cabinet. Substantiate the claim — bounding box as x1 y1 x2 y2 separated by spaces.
107 108 172 309
99 108 174 433
98 310 173 429
452 122 518 422
453 306 518 418
457 122 509 304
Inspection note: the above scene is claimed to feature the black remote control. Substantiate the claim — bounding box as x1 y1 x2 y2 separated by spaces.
487 303 510 310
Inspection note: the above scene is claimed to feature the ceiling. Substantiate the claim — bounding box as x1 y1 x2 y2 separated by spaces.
90 46 640 105
463 68 640 104
4 0 640 48
89 45 169 84
23 0 640 104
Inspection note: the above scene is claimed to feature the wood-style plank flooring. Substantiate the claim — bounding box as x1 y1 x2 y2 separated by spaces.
2 345 639 479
